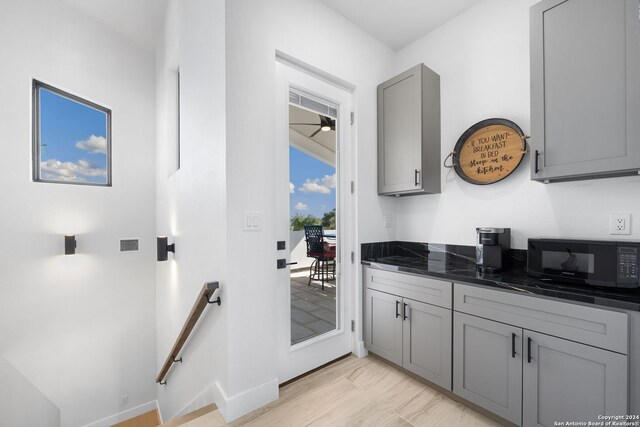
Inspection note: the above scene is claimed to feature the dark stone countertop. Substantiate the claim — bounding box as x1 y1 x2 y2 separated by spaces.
361 241 640 312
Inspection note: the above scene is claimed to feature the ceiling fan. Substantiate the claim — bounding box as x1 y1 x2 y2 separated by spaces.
290 114 336 138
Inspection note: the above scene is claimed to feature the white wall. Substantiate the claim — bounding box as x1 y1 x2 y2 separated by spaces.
223 0 394 419
392 0 640 248
0 356 60 427
0 0 157 426
155 0 228 420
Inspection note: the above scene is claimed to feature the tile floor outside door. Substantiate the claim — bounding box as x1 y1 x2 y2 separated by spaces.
290 269 337 345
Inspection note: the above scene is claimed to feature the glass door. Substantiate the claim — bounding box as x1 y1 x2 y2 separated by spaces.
276 61 353 383
288 101 338 345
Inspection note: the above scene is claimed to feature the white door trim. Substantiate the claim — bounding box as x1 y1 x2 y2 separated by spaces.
275 58 356 383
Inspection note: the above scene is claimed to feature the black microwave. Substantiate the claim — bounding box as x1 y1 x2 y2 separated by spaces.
527 238 640 289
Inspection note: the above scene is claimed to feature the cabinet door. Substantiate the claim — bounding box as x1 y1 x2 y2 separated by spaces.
453 312 523 425
522 331 628 427
402 298 452 390
530 0 640 181
378 65 422 194
364 289 403 365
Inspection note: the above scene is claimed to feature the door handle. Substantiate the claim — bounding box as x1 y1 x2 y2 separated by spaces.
276 259 297 269
395 300 400 318
512 333 517 358
534 150 540 173
527 337 533 363
403 303 408 321
414 169 420 186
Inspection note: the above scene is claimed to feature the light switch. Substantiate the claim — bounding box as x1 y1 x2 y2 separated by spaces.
244 211 263 231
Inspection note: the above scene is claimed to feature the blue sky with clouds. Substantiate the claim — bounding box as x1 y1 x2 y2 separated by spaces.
39 87 108 184
289 146 336 218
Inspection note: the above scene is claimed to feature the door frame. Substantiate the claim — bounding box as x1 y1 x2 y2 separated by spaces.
275 55 356 384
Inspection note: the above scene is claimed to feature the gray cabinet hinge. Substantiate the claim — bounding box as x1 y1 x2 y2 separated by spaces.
351 251 355 263
350 112 354 125
351 320 355 332
351 181 355 194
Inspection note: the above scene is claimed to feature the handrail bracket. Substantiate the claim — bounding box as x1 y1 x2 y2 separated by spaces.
205 292 222 305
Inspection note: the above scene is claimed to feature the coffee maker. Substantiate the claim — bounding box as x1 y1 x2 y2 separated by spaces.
476 228 511 273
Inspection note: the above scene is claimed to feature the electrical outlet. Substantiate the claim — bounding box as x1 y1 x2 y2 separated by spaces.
610 213 631 235
383 214 394 228
121 394 128 406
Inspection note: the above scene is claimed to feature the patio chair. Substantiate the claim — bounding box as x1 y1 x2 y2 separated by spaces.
303 225 336 290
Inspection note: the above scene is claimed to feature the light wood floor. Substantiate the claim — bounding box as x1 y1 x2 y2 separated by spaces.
180 355 502 426
112 409 160 427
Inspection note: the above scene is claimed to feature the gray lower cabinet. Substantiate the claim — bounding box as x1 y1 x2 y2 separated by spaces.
453 312 523 425
453 310 629 426
522 331 628 427
530 0 640 182
364 288 403 366
364 287 452 390
377 64 441 195
403 299 452 389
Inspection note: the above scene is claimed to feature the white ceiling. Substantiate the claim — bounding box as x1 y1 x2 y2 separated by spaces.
56 0 482 55
58 0 169 51
318 0 483 50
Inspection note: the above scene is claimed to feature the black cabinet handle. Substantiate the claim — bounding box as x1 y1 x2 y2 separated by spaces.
512 333 517 358
276 259 297 269
534 150 540 173
527 337 533 363
403 303 408 321
414 169 420 186
395 301 400 318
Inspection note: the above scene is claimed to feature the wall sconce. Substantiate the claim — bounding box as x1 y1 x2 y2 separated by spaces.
65 235 76 255
157 236 175 261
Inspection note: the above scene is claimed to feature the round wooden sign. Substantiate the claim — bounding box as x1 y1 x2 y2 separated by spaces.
446 119 527 185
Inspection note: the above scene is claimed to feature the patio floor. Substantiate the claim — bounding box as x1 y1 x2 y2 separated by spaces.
290 269 337 345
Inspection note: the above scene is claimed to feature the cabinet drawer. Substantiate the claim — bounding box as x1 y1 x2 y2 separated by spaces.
454 283 628 354
365 267 452 309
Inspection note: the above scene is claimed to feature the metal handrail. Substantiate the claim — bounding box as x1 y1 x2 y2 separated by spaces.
156 281 221 385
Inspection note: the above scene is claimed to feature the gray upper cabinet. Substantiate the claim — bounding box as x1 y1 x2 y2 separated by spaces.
378 64 441 195
530 0 640 182
522 331 628 427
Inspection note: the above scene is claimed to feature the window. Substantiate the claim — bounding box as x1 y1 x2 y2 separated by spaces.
176 70 181 171
168 69 181 175
32 80 111 186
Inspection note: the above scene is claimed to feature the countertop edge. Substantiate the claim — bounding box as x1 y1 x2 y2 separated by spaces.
362 260 638 313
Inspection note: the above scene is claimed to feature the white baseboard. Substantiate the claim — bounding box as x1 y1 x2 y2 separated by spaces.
82 400 158 427
214 378 278 422
353 340 368 358
156 400 163 424
211 381 227 418
171 384 217 420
